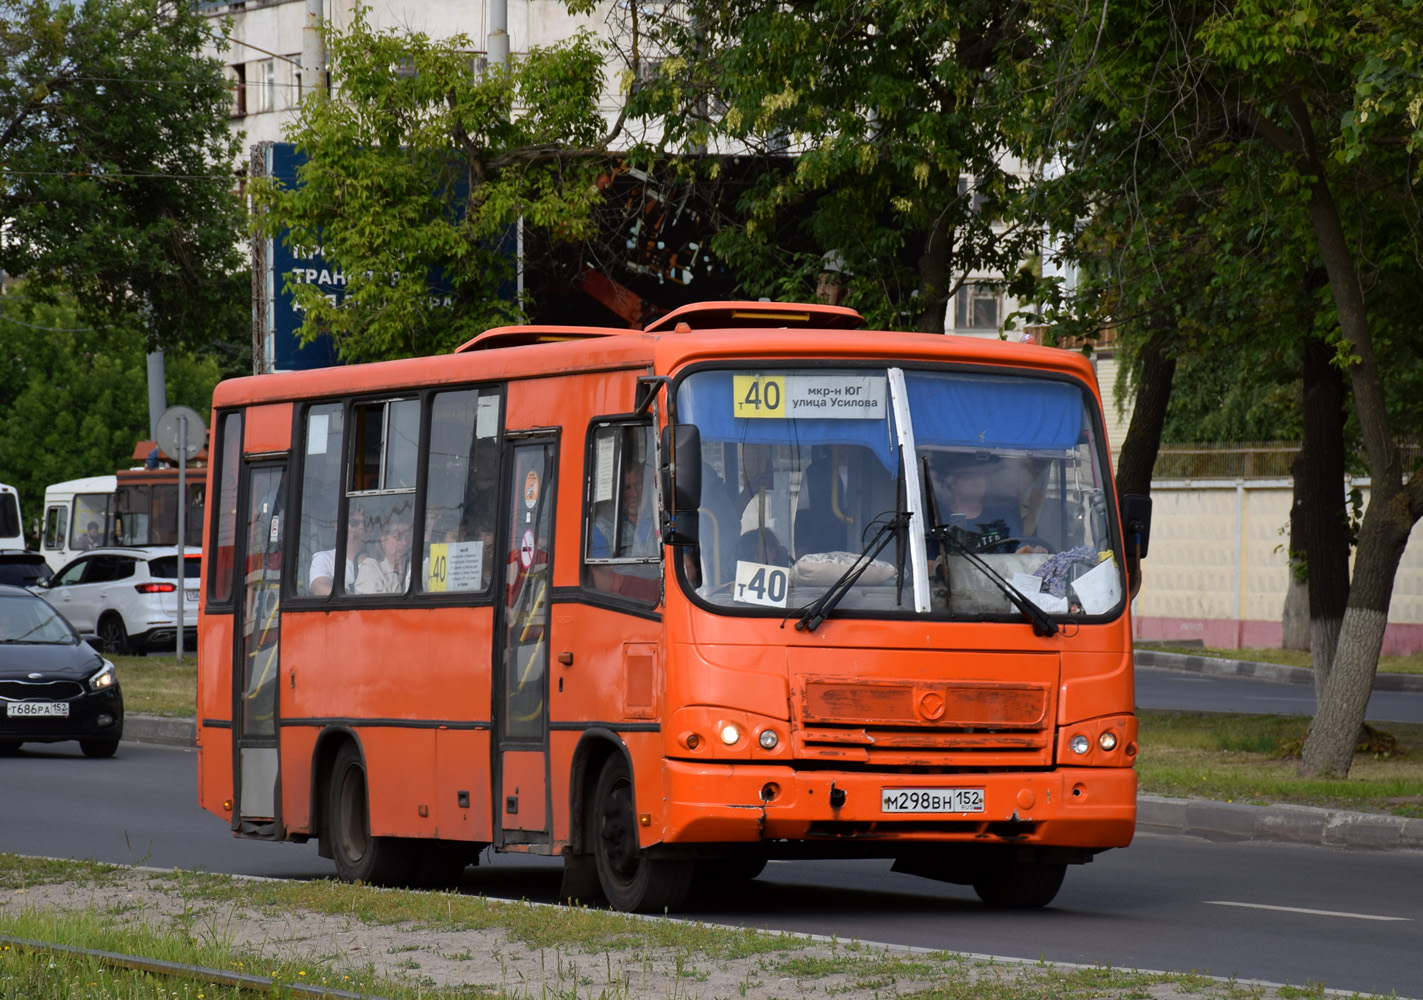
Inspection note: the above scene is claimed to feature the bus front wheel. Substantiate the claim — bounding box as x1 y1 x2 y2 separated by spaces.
327 742 413 886
972 861 1067 908
591 756 693 913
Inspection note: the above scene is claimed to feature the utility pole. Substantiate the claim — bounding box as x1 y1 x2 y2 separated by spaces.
303 0 326 98
146 351 166 442
488 0 508 67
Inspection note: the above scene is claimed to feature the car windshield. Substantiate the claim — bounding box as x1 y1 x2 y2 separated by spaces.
675 366 1124 622
0 594 76 644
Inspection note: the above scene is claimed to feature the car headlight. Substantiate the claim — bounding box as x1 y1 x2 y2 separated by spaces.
88 660 117 692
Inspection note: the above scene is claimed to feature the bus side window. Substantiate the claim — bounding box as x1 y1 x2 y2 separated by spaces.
296 403 346 598
44 506 67 551
209 412 242 605
346 398 418 599
419 388 499 596
583 422 659 603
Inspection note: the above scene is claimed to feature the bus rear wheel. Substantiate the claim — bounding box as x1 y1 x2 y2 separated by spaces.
972 861 1067 908
327 742 413 886
591 756 692 913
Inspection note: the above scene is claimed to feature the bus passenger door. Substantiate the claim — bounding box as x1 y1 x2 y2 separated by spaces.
494 435 556 849
233 463 286 836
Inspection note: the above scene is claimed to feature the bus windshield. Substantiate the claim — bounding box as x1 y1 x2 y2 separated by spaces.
677 365 1122 621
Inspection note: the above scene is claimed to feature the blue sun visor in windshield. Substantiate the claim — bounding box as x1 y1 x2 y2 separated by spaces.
904 372 1084 452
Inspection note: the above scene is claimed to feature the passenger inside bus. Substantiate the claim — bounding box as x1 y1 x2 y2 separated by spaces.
354 506 411 594
309 506 367 596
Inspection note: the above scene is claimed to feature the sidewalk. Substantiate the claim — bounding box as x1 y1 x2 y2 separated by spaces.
124 648 1423 852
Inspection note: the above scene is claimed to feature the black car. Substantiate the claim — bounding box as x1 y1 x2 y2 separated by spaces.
0 584 123 757
0 550 52 589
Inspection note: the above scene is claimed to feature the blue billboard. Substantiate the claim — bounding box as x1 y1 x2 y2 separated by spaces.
261 142 342 371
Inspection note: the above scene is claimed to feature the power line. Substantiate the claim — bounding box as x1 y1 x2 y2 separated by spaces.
1 168 240 181
0 311 98 333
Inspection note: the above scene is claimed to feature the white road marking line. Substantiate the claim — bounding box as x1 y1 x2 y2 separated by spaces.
1206 900 1410 921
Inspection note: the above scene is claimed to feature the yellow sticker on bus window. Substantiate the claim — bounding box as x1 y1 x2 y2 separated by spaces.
427 542 449 592
733 375 786 419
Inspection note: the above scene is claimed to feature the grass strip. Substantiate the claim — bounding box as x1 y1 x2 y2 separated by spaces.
0 855 1346 1000
1138 710 1423 818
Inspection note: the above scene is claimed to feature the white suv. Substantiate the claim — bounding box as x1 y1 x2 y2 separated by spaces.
37 547 201 655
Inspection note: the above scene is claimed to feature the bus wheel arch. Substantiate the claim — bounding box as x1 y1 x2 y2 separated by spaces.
587 750 693 913
310 727 358 860
323 736 414 886
565 729 625 857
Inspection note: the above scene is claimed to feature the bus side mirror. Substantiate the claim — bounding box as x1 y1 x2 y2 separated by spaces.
660 424 701 545
1121 494 1152 559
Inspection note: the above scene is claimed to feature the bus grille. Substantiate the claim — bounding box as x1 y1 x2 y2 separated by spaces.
794 676 1054 766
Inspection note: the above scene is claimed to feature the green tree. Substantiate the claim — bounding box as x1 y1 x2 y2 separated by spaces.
623 0 1043 331
1025 0 1423 776
0 290 223 540
0 0 248 354
251 4 620 362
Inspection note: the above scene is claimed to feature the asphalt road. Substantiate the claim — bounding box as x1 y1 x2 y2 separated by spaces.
2 739 1420 997
1135 664 1423 723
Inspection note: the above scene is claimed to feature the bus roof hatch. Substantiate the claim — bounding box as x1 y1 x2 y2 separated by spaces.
643 300 865 333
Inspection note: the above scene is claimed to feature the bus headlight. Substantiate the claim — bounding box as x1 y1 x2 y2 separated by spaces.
758 729 779 750
720 723 741 746
1098 731 1118 751
1070 734 1091 755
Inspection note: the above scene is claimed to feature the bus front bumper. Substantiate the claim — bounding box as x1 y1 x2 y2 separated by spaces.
655 760 1136 850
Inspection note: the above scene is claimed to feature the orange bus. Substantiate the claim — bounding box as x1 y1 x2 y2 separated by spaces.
196 300 1151 912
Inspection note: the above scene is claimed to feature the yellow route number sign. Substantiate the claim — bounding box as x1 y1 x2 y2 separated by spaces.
733 375 786 419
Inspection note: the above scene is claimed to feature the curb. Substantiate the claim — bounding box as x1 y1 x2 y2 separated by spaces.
1138 794 1423 852
1134 648 1423 692
123 714 195 747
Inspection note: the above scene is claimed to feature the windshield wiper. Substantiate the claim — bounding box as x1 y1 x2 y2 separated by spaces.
795 510 912 633
930 526 1059 636
922 456 1057 637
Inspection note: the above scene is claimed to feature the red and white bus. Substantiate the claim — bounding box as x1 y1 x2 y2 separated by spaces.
196 301 1151 911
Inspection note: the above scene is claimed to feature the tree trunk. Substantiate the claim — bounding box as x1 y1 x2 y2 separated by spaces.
1113 330 1175 599
1286 93 1420 777
1114 331 1175 497
1301 507 1409 776
1280 570 1309 651
914 214 953 334
1292 334 1350 691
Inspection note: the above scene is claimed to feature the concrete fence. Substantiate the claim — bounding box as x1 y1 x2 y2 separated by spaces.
1131 477 1423 655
